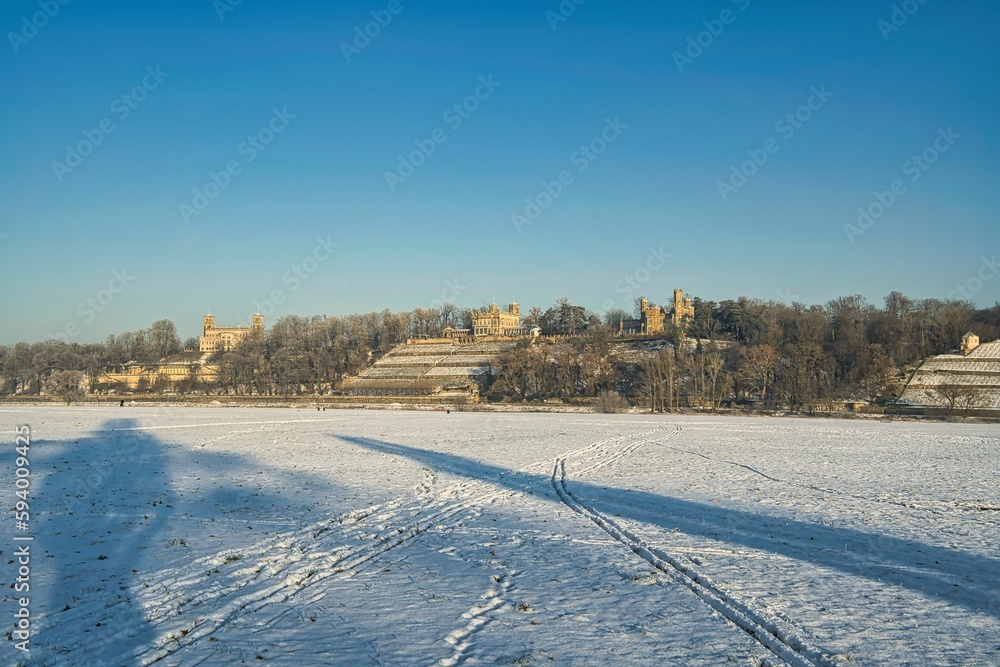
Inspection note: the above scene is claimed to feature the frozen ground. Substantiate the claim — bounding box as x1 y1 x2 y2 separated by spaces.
0 406 998 666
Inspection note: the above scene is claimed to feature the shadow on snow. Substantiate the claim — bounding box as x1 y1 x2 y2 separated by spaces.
339 434 1000 618
24 416 360 665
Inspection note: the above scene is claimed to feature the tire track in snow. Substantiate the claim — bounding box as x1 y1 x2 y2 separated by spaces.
430 570 515 667
551 457 838 667
109 484 512 665
662 443 945 516
44 430 661 666
417 429 671 667
195 423 281 448
34 466 464 665
571 429 678 478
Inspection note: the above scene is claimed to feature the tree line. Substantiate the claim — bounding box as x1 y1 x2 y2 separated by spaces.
1 293 997 410
489 292 997 412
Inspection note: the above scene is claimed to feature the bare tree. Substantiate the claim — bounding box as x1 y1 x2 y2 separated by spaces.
438 302 459 330
640 347 678 413
595 390 629 413
45 370 85 404
148 319 182 360
931 384 966 413
955 387 987 418
702 345 727 409
603 308 630 328
858 344 899 403
639 355 661 413
934 384 986 417
739 343 778 402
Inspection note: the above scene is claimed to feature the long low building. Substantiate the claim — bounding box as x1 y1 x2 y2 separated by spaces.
97 352 219 392
897 334 1000 413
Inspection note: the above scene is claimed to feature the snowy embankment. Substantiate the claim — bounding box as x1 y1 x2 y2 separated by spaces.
0 407 997 666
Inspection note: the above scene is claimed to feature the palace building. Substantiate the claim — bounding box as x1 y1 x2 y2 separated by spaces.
199 312 264 353
618 289 696 335
97 352 219 391
470 302 522 338
624 298 666 335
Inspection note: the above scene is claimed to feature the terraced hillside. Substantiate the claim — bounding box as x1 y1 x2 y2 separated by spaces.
343 339 521 396
898 340 1000 412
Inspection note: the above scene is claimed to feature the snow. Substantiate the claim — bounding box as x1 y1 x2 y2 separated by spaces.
1 407 998 666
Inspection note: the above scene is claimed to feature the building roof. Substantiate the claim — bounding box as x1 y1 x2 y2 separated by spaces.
968 340 1000 358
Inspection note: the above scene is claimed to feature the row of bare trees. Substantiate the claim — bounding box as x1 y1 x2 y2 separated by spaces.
633 340 889 413
930 384 990 417
486 294 997 414
0 320 182 395
487 341 612 400
2 294 997 410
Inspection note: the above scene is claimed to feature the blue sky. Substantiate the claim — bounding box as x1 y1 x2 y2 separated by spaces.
2 0 998 343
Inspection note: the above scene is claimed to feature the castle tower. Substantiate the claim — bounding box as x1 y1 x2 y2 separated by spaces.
252 312 264 330
961 332 980 356
509 301 520 317
672 289 695 328
203 313 216 334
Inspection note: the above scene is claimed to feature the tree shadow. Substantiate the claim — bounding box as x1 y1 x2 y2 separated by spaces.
32 417 173 662
339 434 1000 618
24 416 370 665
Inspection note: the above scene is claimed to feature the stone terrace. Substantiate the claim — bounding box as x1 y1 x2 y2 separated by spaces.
898 340 1000 411
342 339 519 397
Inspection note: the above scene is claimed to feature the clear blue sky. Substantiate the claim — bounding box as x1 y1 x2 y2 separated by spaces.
2 0 998 344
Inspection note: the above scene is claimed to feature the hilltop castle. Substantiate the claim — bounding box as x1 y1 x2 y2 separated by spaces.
672 288 694 327
619 289 695 335
471 302 522 337
199 312 263 353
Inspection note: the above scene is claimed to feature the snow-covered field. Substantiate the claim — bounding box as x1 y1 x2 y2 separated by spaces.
1 406 998 666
